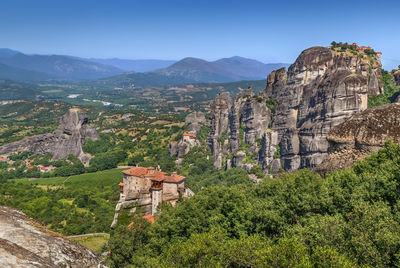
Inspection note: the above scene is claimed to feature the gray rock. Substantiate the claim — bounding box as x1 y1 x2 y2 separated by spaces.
316 103 400 175
207 92 232 168
243 163 253 173
0 109 99 164
185 111 206 134
265 46 381 170
232 151 246 168
394 70 400 86
168 141 178 157
257 130 279 173
260 67 287 99
0 206 104 268
169 111 206 158
226 159 231 170
122 113 135 121
270 159 281 174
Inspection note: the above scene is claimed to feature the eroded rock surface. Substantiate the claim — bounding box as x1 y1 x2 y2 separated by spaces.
394 70 400 86
0 108 99 164
0 206 103 268
315 103 400 174
263 46 382 170
207 88 271 170
207 45 383 174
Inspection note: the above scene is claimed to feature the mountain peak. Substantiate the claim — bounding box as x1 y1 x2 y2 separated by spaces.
0 48 21 58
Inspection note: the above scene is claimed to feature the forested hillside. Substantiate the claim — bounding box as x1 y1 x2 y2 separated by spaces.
107 141 400 267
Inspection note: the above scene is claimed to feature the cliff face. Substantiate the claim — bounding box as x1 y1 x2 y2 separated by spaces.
207 45 383 174
0 206 103 268
207 88 272 170
394 70 400 86
316 103 400 174
207 92 232 168
265 46 381 170
0 109 99 164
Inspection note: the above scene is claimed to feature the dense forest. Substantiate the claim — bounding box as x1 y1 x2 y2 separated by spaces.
107 141 400 267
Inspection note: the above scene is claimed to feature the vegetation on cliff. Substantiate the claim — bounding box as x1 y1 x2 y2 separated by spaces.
368 69 400 107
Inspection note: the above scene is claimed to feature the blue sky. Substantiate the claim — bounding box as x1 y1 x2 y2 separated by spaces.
1 0 399 69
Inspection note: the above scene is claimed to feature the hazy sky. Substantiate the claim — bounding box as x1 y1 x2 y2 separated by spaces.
1 0 399 69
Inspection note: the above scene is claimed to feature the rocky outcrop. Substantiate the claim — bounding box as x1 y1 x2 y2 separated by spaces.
257 130 280 174
207 88 272 170
169 111 206 158
0 206 103 268
394 70 400 86
185 111 206 133
0 108 99 164
264 46 382 171
260 67 287 99
316 103 400 174
206 45 383 174
207 92 232 168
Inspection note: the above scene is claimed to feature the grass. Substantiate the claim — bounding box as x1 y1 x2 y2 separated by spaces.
69 233 110 254
12 168 124 186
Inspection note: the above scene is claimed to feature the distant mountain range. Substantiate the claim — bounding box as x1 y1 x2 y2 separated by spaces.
97 57 289 88
0 49 123 81
0 48 289 87
87 58 177 72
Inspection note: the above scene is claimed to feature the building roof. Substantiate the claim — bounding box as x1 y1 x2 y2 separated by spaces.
122 166 185 183
142 214 155 223
118 182 124 186
122 167 148 177
164 173 185 183
26 166 34 169
183 133 196 138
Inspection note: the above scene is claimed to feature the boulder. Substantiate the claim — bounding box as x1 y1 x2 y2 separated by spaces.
232 151 246 168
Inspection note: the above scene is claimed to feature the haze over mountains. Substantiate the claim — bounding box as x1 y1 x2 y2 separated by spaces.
98 56 289 88
87 58 177 72
0 48 288 87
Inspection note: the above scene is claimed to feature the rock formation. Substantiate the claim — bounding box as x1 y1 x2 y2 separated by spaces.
260 67 287 99
262 46 382 171
169 111 206 158
0 206 103 268
207 88 272 171
207 44 383 174
394 70 400 86
0 108 99 164
257 130 280 174
316 103 400 174
185 111 206 133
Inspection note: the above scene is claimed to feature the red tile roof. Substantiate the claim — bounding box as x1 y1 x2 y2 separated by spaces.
127 214 156 229
142 214 155 223
122 167 148 176
26 166 34 169
118 182 124 186
164 174 185 183
122 166 185 183
183 133 196 138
